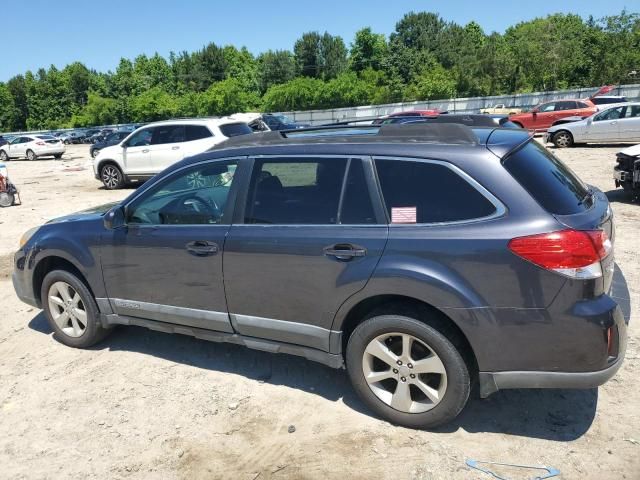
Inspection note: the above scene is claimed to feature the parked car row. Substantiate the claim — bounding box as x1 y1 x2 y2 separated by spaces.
0 134 65 161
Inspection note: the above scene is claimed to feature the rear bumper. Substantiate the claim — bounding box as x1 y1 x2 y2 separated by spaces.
479 301 627 397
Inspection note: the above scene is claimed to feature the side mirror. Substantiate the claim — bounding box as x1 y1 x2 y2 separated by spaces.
104 206 126 230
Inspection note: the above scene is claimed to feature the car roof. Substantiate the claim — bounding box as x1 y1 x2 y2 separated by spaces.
162 124 531 176
139 117 249 128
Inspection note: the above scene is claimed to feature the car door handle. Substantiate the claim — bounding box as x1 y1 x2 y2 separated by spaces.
323 244 366 261
142 149 149 153
186 240 218 256
610 121 617 125
172 146 180 150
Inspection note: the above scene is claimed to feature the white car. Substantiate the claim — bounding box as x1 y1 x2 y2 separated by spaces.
545 102 640 148
0 134 65 161
93 118 253 189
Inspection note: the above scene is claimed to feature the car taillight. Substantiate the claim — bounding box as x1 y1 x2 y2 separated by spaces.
35 141 46 146
508 229 611 279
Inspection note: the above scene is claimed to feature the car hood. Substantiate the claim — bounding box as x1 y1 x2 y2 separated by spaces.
46 201 120 224
547 118 588 133
619 144 640 157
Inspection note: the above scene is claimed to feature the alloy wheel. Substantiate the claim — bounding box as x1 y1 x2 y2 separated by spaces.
47 281 87 338
102 166 121 189
26 150 35 161
555 132 572 148
362 332 447 414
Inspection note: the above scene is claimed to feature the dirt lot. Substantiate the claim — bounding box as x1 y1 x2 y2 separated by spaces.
0 143 638 480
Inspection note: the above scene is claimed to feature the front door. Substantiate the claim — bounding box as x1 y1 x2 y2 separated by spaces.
223 156 388 352
531 102 558 130
9 137 28 158
100 159 241 332
122 127 154 175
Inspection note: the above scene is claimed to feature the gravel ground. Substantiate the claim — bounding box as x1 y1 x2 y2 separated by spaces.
0 143 638 480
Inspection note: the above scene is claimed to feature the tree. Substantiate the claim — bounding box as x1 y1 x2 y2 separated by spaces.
6 75 28 130
69 92 118 127
257 50 297 93
294 31 348 79
405 63 457 100
262 77 325 111
198 78 259 116
0 83 17 131
129 87 178 122
350 27 389 72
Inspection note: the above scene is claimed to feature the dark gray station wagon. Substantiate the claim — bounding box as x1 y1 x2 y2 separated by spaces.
13 123 627 428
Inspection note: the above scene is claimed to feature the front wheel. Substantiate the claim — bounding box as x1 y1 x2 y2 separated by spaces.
41 270 111 348
91 149 100 158
552 130 574 148
100 163 125 190
54 153 63 159
26 149 37 161
346 314 470 429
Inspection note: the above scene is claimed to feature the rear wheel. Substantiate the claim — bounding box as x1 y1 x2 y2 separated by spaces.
26 149 36 161
346 314 470 428
552 130 574 148
54 153 63 159
0 150 8 161
100 163 124 190
41 270 111 348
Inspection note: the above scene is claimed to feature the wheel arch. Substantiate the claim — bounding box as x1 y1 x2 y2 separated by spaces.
336 293 479 376
32 255 95 305
96 158 123 173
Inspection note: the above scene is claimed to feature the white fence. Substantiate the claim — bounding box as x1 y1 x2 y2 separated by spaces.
279 83 640 125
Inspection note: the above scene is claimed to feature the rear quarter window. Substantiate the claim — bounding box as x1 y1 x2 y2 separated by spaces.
503 141 590 215
375 159 497 224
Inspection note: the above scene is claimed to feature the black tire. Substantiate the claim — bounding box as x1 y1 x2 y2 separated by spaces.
100 163 125 190
346 314 470 429
41 269 111 348
54 153 63 159
64 139 69 145
26 149 37 161
0 150 8 162
552 130 574 148
91 149 100 158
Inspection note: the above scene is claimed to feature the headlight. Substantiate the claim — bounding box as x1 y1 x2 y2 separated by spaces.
19 227 39 248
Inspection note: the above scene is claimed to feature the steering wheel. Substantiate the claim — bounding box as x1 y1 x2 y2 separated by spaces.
181 194 221 219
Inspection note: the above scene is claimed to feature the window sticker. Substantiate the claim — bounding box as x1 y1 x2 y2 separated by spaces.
391 206 417 224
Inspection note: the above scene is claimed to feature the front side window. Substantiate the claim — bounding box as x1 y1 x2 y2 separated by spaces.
595 106 625 121
375 159 497 224
245 158 348 224
539 103 556 112
128 162 237 225
127 128 153 147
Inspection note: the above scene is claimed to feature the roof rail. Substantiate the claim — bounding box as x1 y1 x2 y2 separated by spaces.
214 122 478 150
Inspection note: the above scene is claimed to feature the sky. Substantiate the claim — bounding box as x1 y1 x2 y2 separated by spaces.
1 0 635 81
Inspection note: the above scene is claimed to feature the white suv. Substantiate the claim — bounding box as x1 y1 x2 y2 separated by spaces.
93 118 252 189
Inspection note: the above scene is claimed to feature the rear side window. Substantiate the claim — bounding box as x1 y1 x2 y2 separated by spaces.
219 123 253 138
503 141 589 215
245 158 347 224
375 159 497 224
186 125 213 141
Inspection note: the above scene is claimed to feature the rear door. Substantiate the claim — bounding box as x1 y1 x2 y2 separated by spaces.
619 105 640 141
182 124 216 158
223 156 388 351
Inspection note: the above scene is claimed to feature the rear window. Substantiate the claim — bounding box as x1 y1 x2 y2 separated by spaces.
219 123 253 138
375 159 497 224
503 141 589 215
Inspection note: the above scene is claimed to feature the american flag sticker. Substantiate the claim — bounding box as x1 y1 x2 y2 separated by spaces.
391 206 417 223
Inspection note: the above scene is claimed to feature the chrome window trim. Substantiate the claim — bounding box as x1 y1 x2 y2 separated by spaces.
373 155 507 227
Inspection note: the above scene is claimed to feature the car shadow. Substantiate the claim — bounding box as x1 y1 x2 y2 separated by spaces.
605 189 638 205
29 310 609 440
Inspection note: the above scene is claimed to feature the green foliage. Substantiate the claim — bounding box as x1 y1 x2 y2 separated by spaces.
198 78 260 116
1 10 638 132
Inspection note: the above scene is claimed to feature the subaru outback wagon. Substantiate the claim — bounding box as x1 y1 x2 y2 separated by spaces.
13 123 627 428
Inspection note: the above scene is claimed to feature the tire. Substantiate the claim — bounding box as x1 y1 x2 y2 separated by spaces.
64 140 69 145
0 192 14 207
91 149 100 159
100 163 125 190
346 314 470 429
41 269 111 348
26 149 37 161
0 150 8 162
552 130 574 148
54 153 63 159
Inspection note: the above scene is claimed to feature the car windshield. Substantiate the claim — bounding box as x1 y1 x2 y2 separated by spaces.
273 114 293 124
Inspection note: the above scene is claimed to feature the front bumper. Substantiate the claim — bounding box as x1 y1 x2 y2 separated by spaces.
12 270 38 308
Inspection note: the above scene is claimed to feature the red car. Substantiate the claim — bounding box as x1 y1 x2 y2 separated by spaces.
509 99 597 131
